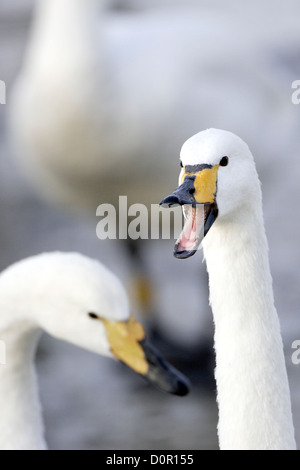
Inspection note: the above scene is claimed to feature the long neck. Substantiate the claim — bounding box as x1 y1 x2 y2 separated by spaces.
34 0 101 36
203 207 296 450
25 0 102 76
0 324 46 450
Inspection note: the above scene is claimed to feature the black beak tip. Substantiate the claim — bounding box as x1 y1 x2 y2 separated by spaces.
159 195 180 208
141 340 190 397
174 248 197 260
145 368 190 397
171 376 190 397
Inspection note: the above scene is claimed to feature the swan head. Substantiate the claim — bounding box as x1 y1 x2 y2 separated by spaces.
160 129 260 258
2 252 189 396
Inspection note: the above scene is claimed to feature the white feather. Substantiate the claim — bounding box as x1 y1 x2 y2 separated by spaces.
0 252 129 450
8 0 298 212
184 129 296 450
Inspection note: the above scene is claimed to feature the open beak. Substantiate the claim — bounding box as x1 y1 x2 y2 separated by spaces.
101 316 190 397
160 165 219 259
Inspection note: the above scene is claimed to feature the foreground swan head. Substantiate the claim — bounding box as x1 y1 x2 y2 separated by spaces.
0 252 189 450
161 128 261 258
161 129 296 450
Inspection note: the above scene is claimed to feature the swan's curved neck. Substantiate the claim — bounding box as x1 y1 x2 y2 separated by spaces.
26 0 102 75
35 0 100 29
203 208 296 450
0 324 45 450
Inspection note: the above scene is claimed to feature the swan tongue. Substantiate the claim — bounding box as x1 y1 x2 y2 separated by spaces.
174 205 205 259
174 204 218 259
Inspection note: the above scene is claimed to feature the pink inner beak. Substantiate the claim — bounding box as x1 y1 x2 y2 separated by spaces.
176 205 205 253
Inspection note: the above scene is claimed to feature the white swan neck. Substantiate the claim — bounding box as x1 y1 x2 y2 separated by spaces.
203 209 296 450
26 0 102 72
35 0 101 34
0 325 46 450
35 0 101 23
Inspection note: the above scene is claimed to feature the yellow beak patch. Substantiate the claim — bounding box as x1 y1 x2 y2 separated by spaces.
101 316 149 375
181 165 219 204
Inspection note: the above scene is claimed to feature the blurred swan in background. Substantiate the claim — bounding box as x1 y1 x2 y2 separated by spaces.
8 0 298 205
7 0 300 352
0 252 188 450
161 129 296 450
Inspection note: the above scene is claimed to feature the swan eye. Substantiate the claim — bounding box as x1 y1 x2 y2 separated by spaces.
219 156 229 167
180 160 183 168
88 313 99 320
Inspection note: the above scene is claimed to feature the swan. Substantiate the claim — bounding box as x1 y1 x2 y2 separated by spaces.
160 128 296 450
8 0 300 346
0 251 189 451
9 0 298 213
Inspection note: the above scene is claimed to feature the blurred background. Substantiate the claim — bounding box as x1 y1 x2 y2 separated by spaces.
0 0 300 450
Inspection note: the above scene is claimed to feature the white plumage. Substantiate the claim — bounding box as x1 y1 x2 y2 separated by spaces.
0 252 188 450
8 0 300 346
162 129 296 450
8 0 297 213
